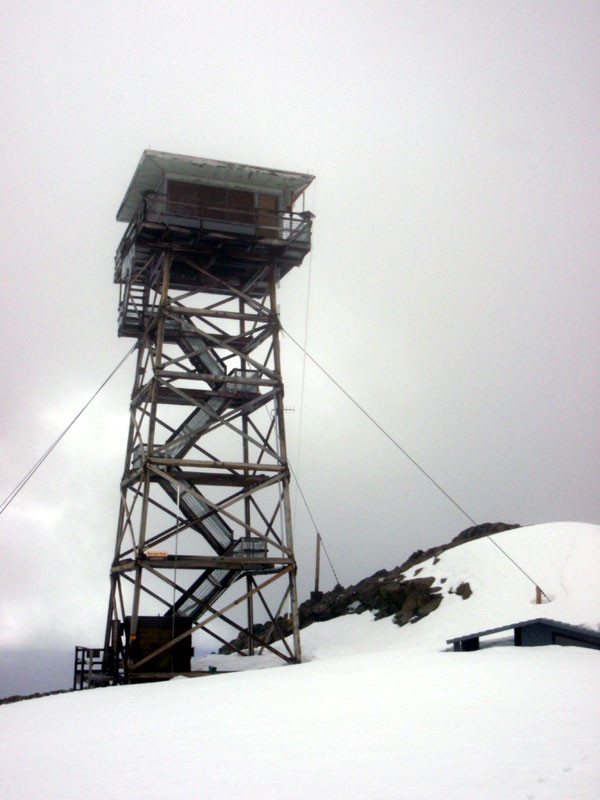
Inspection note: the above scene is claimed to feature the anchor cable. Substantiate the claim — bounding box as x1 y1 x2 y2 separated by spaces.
0 342 138 517
282 328 550 601
288 460 340 586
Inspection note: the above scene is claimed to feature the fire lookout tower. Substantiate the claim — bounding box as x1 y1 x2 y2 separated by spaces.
92 151 313 685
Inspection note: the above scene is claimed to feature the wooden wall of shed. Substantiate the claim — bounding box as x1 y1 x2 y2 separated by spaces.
126 616 193 673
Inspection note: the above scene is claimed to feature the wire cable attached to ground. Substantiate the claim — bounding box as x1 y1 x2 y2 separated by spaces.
282 328 550 601
283 328 477 525
288 459 341 585
319 536 340 587
0 342 138 518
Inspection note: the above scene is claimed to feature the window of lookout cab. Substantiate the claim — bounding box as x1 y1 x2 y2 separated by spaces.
166 180 280 237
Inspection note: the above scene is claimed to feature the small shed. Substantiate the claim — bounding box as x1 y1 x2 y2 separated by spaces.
447 617 600 652
125 615 194 680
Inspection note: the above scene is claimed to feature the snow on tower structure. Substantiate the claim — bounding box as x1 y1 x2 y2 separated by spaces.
100 151 313 684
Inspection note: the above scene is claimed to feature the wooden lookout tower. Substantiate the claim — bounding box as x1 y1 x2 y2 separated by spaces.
94 150 313 685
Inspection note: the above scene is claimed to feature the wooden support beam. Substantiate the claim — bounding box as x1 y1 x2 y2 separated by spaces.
166 306 266 322
112 555 292 573
148 470 268 487
129 566 296 671
148 457 285 472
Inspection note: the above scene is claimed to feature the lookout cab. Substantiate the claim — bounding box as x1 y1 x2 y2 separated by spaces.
75 151 314 688
115 151 313 335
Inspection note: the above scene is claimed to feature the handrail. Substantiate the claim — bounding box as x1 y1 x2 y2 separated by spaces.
121 193 309 243
151 192 307 234
114 194 312 283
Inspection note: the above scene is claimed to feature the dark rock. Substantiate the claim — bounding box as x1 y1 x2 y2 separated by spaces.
451 522 520 546
218 521 519 653
404 576 436 590
415 596 443 617
454 582 473 600
0 689 72 705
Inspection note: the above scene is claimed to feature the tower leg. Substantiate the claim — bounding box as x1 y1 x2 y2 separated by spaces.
269 267 301 662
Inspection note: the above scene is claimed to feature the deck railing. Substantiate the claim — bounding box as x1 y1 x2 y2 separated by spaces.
115 193 312 281
73 646 106 690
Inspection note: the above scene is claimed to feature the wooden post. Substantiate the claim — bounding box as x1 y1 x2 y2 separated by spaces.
241 297 254 655
535 585 542 604
269 265 302 663
130 252 171 659
315 533 321 594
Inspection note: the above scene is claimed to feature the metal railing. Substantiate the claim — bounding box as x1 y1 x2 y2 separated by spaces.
146 192 311 239
73 646 105 690
115 193 312 280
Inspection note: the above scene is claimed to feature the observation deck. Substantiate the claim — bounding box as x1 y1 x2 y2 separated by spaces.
113 150 314 315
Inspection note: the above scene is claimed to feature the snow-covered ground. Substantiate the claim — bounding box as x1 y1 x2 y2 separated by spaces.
1 522 599 799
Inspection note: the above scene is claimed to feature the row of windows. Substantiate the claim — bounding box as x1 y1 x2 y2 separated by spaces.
166 180 279 230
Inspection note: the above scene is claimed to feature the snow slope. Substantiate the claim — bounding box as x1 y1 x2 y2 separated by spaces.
1 522 599 799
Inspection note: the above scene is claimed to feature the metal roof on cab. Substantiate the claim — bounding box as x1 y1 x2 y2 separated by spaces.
116 150 315 222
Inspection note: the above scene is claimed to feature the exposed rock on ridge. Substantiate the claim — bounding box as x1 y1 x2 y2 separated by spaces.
219 522 519 654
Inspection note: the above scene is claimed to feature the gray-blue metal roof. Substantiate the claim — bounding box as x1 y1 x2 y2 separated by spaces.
446 617 600 645
117 150 315 222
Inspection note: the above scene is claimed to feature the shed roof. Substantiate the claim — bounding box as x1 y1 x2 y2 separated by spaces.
117 150 315 222
446 617 600 645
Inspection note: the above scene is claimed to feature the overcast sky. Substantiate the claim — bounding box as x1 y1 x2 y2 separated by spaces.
1 0 599 693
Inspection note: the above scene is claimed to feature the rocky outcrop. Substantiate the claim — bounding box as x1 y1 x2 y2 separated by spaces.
297 570 446 628
218 522 519 654
0 689 71 705
397 521 520 572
